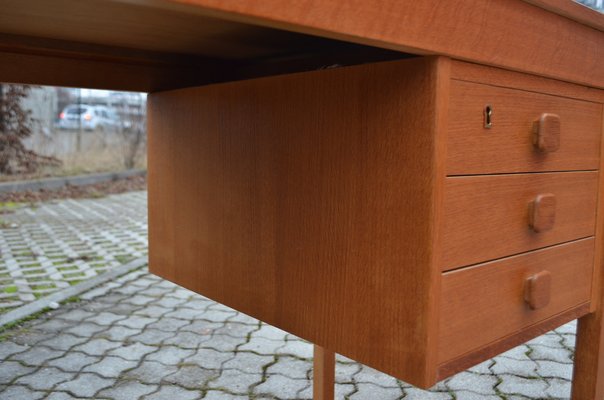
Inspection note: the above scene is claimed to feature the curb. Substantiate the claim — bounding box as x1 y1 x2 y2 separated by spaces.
0 169 146 193
0 257 148 328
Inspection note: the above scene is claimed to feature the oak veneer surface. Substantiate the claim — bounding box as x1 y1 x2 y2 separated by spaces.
447 80 602 175
148 57 448 387
439 238 594 363
441 171 598 270
0 0 603 90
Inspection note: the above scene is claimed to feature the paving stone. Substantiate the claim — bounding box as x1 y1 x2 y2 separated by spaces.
222 351 274 375
107 342 156 360
145 317 190 332
227 312 259 325
496 374 549 398
125 294 156 306
97 380 158 399
208 370 262 394
47 351 100 371
277 340 313 359
162 330 213 349
203 390 248 399
335 362 361 383
199 309 238 323
134 305 171 318
468 358 497 375
153 296 188 308
526 333 564 349
213 322 258 339
354 365 399 387
128 328 175 345
181 320 224 335
10 330 54 346
334 383 357 399
84 311 126 325
34 318 76 333
349 382 402 400
115 315 155 329
40 333 89 351
267 355 312 380
183 347 234 370
55 372 115 397
0 361 36 383
555 321 577 335
499 345 532 361
403 388 452 399
0 341 29 359
163 365 220 389
445 371 499 395
252 324 289 342
535 359 573 380
15 367 75 390
0 385 46 400
164 307 206 320
528 344 573 364
144 345 195 364
99 325 141 341
123 361 179 384
65 322 108 337
544 377 572 399
54 308 96 322
203 334 246 353
142 384 201 400
254 373 310 398
72 338 121 356
10 346 65 365
449 391 502 399
82 356 138 377
489 356 539 377
44 392 81 400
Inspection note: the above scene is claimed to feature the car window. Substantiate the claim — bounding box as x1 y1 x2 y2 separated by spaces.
66 106 88 115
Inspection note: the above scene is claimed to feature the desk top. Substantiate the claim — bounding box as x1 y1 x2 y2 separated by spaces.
0 0 602 91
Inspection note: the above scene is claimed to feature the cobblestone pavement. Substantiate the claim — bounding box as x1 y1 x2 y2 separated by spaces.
0 266 577 400
0 191 147 312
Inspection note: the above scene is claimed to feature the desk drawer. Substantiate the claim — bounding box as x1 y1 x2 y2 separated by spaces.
441 171 598 270
447 80 602 175
438 238 594 364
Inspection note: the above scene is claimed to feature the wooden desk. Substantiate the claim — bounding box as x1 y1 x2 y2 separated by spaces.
1 1 603 398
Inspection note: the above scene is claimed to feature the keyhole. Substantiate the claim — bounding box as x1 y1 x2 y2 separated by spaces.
484 105 493 129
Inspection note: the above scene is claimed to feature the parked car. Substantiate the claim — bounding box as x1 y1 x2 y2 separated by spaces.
58 104 120 131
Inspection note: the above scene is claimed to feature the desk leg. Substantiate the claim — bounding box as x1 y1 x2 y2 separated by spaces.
572 312 604 399
314 345 335 400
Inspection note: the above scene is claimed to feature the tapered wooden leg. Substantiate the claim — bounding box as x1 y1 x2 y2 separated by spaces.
313 345 335 400
572 312 604 399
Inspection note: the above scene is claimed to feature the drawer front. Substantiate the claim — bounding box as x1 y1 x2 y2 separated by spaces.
441 171 598 270
438 238 594 364
447 80 602 175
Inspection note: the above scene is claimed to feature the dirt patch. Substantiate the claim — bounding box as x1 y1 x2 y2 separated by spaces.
0 175 146 203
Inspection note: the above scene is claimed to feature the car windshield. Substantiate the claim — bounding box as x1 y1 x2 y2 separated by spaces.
65 106 89 115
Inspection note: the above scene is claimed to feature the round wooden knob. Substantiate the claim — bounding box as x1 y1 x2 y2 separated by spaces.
524 270 551 310
529 193 556 233
532 113 560 153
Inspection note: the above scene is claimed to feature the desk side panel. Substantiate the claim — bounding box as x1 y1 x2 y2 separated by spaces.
147 57 444 386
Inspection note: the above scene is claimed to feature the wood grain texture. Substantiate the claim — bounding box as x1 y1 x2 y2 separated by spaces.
438 303 590 380
529 193 557 233
439 238 594 364
524 270 552 310
451 60 604 103
571 104 604 400
167 0 604 88
447 80 602 175
441 172 598 270
148 57 449 387
523 0 604 31
313 346 335 400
